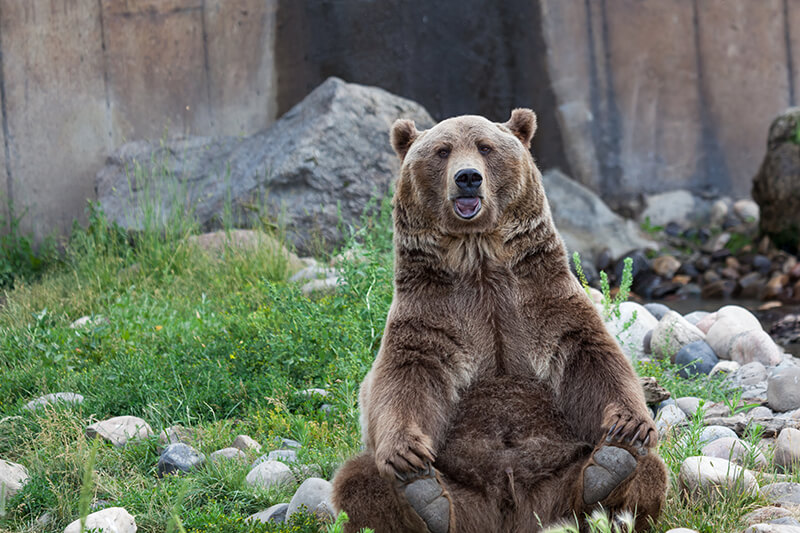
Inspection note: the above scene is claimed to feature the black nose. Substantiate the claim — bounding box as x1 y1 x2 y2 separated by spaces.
454 168 483 193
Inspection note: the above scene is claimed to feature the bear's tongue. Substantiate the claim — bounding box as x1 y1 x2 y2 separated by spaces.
454 197 481 218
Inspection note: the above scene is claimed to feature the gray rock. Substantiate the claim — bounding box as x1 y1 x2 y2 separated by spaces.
698 425 738 445
209 447 247 463
745 524 800 533
245 460 294 489
69 315 108 329
301 278 340 297
300 388 329 398
769 368 800 412
63 507 137 533
639 189 710 227
706 305 764 361
0 459 29 498
733 199 760 223
665 530 700 533
158 443 205 477
247 503 289 524
158 425 194 448
644 303 670 321
651 311 706 362
603 302 658 360
23 392 84 411
267 449 298 463
232 434 262 453
730 329 783 367
287 477 334 521
86 416 153 447
656 404 687 436
747 406 774 419
541 169 657 261
710 360 740 378
702 436 767 468
290 265 338 283
736 362 769 386
674 341 719 378
774 428 800 470
744 507 796 527
761 482 800 506
771 519 800 527
683 311 710 326
280 438 302 449
679 456 758 498
96 77 435 254
675 397 702 418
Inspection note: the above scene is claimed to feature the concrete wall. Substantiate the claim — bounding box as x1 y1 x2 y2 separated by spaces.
0 0 277 239
1 0 798 239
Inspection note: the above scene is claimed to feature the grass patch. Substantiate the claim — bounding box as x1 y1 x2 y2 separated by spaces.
0 191 779 532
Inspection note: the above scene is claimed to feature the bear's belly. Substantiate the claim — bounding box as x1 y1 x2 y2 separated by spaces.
435 375 592 492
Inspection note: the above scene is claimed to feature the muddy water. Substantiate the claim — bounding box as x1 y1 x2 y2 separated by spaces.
650 299 800 357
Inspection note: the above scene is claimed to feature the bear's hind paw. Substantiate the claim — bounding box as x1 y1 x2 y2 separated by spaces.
582 446 637 506
403 476 451 533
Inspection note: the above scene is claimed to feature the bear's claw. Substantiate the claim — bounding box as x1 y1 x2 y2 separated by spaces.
403 475 451 533
583 446 637 505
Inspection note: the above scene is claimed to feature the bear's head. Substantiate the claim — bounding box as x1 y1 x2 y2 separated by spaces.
390 109 541 237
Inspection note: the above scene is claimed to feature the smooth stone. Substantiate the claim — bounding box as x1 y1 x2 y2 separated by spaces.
656 404 687 436
761 482 800 505
744 507 794 526
300 388 329 398
86 416 153 447
748 406 774 419
643 329 653 355
247 503 290 524
63 507 137 533
733 199 760 222
710 360 740 378
289 265 337 283
665 530 700 533
245 460 294 489
69 315 108 329
286 477 334 521
679 456 758 498
651 311 705 362
675 397 702 418
0 459 29 498
603 302 659 360
774 428 800 469
702 437 768 468
158 425 194 448
232 434 262 452
301 277 339 296
280 438 302 449
744 524 800 533
23 392 84 411
683 311 710 326
730 329 783 367
644 302 671 321
706 306 763 360
674 340 719 377
209 447 247 463
702 403 732 418
769 368 800 412
698 426 738 445
737 362 769 386
157 443 205 477
695 312 719 334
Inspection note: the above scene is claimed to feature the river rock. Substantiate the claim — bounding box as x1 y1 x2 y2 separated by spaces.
0 459 29 498
665 530 699 533
774 428 800 469
744 525 800 533
698 425 738 445
157 443 205 477
752 107 800 251
651 311 705 362
247 503 290 524
232 435 262 452
735 362 769 386
702 437 768 468
730 330 783 367
245 460 294 489
744 507 795 527
86 416 153 447
710 361 740 378
644 303 670 321
652 255 682 279
301 277 339 297
674 341 719 377
683 311 710 326
63 507 137 533
603 302 658 360
695 312 719 334
706 306 763 360
761 482 800 506
287 478 334 521
656 404 687 437
675 397 702 418
23 392 84 411
769 369 800 412
210 448 247 463
158 425 194 448
679 456 758 498
97 77 435 254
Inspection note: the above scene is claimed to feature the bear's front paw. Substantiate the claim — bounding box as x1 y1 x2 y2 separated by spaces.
375 427 435 482
604 407 657 448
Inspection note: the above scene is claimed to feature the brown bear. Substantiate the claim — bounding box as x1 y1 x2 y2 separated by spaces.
331 109 667 533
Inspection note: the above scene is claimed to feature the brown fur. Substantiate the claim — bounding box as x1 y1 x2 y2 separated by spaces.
332 109 667 532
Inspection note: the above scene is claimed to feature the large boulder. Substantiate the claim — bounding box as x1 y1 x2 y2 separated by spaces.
542 169 656 261
752 108 800 252
96 77 434 254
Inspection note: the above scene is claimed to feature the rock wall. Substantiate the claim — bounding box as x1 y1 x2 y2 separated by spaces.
0 0 798 239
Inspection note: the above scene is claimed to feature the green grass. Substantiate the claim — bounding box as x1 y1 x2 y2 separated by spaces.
0 190 786 532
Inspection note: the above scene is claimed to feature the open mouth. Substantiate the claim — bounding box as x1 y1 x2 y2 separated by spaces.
453 197 482 219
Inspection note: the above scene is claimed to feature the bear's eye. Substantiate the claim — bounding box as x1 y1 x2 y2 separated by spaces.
437 148 451 159
478 145 492 155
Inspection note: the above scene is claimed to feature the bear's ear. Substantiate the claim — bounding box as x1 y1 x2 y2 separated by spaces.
504 108 537 148
390 118 419 159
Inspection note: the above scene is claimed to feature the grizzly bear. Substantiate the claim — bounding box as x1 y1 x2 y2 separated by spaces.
331 109 667 532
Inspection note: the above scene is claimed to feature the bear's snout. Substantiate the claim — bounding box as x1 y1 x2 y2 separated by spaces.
454 168 483 194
